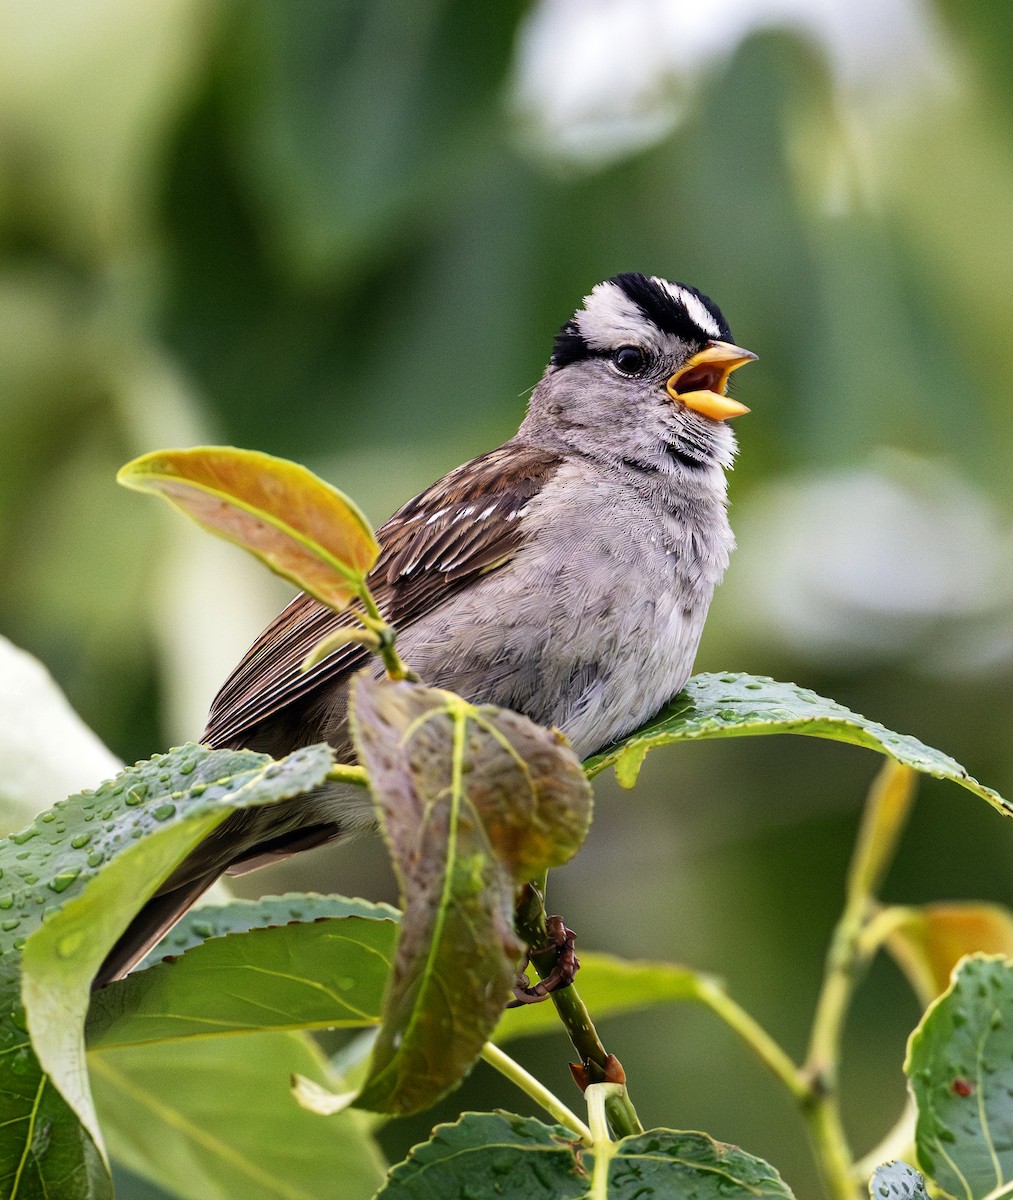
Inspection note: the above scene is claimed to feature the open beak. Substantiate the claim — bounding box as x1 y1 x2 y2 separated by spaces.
665 341 757 421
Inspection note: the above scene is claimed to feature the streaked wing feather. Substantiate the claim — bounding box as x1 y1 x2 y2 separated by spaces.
203 442 560 749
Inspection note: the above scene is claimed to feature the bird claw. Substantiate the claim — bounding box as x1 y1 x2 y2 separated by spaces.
507 914 579 1007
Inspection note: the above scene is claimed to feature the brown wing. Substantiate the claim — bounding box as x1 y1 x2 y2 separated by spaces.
202 441 561 749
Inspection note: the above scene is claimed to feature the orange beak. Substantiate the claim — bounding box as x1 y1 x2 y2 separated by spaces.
665 341 757 421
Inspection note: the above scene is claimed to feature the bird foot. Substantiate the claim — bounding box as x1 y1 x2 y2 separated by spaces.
508 914 579 1006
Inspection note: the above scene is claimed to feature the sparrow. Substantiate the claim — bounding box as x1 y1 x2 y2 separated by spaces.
96 272 755 986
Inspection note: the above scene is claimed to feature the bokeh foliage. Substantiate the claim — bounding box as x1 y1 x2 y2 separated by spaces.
1 1 1012 1196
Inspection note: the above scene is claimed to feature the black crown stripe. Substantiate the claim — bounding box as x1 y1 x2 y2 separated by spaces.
550 274 733 368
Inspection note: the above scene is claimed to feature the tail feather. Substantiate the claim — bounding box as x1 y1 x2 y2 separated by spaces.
93 872 221 990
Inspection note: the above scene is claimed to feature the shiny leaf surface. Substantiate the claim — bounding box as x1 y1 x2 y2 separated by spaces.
375 1113 795 1198
868 1161 930 1199
588 674 1007 817
906 954 1013 1198
6 743 331 1198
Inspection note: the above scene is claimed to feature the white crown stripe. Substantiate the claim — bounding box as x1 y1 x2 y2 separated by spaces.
657 278 722 340
574 277 720 353
574 280 648 350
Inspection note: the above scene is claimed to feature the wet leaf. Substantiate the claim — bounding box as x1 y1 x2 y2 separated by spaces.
375 1113 585 1199
349 677 592 1114
4 742 331 1197
588 674 1007 818
906 954 1013 1198
140 891 399 966
87 895 399 1048
117 446 379 612
868 1160 929 1199
374 1113 795 1198
595 1129 795 1198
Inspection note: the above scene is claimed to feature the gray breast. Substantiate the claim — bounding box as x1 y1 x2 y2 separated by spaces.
395 458 733 758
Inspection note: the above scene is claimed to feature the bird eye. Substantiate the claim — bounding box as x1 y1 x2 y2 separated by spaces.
612 346 646 376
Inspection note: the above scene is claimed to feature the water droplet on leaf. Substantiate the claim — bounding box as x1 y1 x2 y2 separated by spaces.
48 869 81 893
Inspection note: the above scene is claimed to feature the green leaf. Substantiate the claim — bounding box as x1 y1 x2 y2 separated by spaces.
374 1113 795 1199
5 742 330 1196
87 896 399 1049
494 952 711 1043
587 673 1008 817
596 1129 794 1199
375 1113 585 1198
349 677 593 1115
868 1161 929 1199
91 1032 386 1200
141 891 399 966
906 954 1013 1198
117 446 379 612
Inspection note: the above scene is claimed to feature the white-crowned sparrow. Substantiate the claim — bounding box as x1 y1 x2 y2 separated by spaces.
98 272 755 985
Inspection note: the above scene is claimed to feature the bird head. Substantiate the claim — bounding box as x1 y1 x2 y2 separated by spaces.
523 273 756 472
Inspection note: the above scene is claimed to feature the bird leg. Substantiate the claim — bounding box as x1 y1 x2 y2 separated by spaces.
508 914 579 1006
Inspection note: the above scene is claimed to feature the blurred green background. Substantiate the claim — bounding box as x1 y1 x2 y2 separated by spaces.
1 0 1012 1195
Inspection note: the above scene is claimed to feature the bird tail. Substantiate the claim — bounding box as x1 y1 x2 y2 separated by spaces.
92 871 221 990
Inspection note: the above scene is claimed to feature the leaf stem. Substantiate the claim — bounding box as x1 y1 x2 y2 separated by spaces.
586 1084 625 1200
358 588 417 682
801 761 918 1200
803 1098 863 1200
693 978 807 1102
325 763 369 787
586 1083 623 1147
481 1043 592 1143
514 875 644 1140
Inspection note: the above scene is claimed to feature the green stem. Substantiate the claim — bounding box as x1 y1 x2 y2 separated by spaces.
695 976 856 1198
801 762 918 1200
694 978 807 1102
358 588 417 682
586 1083 622 1146
514 874 644 1140
585 1084 625 1200
855 905 917 969
803 1097 863 1200
481 1043 592 1143
325 763 369 787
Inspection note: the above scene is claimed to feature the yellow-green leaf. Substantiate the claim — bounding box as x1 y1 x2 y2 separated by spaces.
117 446 379 612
